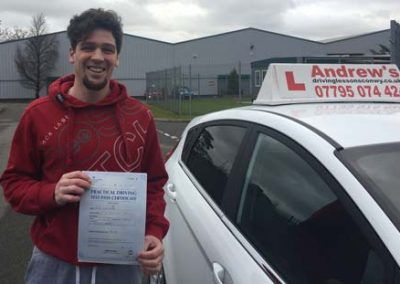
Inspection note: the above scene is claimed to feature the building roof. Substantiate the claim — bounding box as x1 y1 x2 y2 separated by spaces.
320 29 390 43
173 27 322 45
0 27 389 47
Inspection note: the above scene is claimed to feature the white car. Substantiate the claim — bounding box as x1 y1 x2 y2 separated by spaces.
160 64 400 284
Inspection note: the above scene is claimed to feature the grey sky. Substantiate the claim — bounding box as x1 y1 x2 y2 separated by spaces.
0 0 399 42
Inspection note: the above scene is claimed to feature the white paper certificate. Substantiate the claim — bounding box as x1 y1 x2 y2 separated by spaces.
78 171 147 264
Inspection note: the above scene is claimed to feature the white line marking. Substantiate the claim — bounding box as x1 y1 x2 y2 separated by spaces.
157 129 179 141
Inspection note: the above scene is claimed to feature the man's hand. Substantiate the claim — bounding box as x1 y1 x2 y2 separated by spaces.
138 235 164 275
54 171 91 206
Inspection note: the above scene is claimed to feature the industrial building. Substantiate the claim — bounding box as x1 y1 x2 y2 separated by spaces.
0 22 397 99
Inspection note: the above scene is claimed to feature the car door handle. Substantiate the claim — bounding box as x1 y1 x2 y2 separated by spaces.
212 262 225 284
165 183 177 201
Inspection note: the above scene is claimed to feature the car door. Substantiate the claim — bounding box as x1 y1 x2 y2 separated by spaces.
225 124 399 284
164 121 276 284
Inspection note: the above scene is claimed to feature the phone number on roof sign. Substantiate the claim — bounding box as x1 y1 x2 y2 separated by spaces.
314 85 400 98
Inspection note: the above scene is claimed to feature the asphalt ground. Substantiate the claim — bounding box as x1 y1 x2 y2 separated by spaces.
0 102 33 284
0 101 187 284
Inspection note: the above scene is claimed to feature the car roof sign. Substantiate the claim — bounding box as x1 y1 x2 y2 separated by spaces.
253 64 400 105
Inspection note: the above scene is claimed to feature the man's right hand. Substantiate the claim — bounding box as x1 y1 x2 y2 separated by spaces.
54 171 91 206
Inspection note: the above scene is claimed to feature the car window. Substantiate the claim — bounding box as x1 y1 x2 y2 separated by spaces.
338 143 400 232
236 133 387 284
185 125 246 205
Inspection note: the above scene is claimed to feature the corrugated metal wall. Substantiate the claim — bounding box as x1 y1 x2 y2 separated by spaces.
323 30 391 55
0 39 34 99
114 35 173 97
0 32 72 99
0 32 173 99
0 28 391 99
391 21 400 67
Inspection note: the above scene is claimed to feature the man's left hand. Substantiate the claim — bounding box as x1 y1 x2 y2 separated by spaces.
137 235 164 275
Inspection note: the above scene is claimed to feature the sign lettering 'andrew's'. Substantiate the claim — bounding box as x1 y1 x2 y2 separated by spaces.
311 65 400 79
254 64 400 105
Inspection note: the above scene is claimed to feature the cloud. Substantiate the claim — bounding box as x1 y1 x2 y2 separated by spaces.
0 0 399 42
0 0 118 31
183 0 294 36
282 0 400 39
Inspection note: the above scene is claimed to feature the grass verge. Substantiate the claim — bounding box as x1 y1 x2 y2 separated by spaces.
143 96 252 120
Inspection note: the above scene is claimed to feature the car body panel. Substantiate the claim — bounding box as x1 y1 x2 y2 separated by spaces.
163 64 400 283
166 106 400 268
164 145 275 284
162 105 400 283
249 103 400 148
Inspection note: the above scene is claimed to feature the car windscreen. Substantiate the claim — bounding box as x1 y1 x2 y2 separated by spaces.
337 142 400 231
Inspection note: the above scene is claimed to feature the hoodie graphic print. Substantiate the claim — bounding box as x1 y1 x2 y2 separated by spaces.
0 74 169 265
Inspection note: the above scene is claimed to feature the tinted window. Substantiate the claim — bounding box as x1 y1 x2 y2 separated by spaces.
186 125 246 205
339 143 400 231
237 133 386 284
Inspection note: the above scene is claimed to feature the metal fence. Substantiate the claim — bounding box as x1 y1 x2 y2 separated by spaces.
144 62 252 117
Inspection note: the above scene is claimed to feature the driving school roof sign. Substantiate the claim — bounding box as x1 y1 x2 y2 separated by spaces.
253 64 400 105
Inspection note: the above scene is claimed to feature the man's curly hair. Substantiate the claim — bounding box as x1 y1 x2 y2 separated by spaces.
67 8 123 54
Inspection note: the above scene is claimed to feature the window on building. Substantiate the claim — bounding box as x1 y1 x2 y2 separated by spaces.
262 69 268 81
255 70 261 87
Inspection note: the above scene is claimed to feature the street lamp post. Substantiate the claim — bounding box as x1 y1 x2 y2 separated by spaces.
189 63 192 118
249 43 255 99
238 60 242 101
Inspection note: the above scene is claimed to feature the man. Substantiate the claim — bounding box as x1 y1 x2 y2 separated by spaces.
0 8 168 284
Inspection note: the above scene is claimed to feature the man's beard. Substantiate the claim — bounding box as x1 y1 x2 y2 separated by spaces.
83 76 108 91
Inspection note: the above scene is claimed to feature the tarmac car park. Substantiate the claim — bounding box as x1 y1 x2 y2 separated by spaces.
159 63 400 284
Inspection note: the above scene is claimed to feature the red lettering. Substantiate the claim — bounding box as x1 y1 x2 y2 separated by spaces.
311 65 391 79
336 65 348 77
311 65 325 77
324 68 336 77
356 69 367 77
285 72 305 91
389 68 400 78
367 68 383 77
347 68 355 77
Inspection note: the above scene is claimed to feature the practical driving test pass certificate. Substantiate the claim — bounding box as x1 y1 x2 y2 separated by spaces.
78 171 147 264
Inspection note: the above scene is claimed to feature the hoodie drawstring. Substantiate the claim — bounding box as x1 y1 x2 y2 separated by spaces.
115 103 132 164
91 266 97 284
75 266 80 284
65 104 129 170
75 266 97 284
55 93 75 168
53 79 130 170
66 107 75 167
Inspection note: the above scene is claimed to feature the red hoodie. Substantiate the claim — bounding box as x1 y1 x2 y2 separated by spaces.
0 74 169 265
